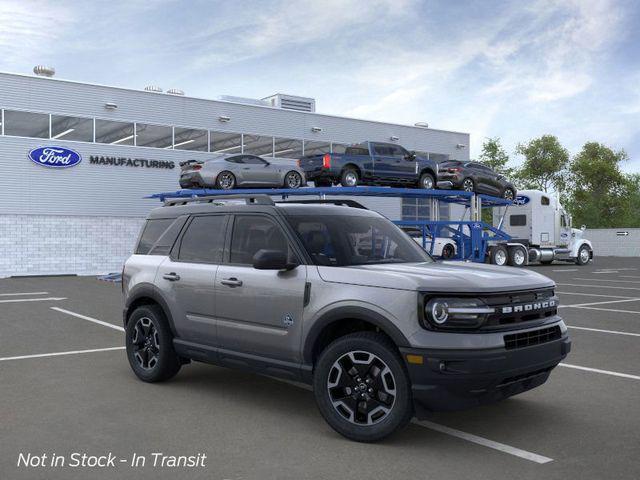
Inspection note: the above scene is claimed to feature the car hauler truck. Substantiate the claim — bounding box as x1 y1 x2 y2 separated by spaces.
490 189 593 266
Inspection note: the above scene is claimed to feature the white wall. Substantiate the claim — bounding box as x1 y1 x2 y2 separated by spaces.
583 228 640 257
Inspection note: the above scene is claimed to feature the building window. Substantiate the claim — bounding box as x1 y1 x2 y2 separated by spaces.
303 140 331 156
274 137 303 158
135 123 172 149
210 131 242 154
243 134 274 156
95 119 135 145
3 110 49 138
51 115 93 142
173 127 208 151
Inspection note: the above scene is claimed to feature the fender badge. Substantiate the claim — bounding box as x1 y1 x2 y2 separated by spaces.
283 314 294 328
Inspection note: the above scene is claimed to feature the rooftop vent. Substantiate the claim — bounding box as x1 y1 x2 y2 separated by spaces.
262 94 316 112
414 122 429 128
144 85 163 93
167 88 185 96
33 65 55 77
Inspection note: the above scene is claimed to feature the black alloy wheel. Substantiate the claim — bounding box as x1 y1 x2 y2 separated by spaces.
503 188 515 200
216 171 236 190
285 171 303 189
462 178 475 192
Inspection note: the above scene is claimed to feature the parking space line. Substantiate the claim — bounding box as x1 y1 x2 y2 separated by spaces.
557 283 640 291
0 346 125 362
567 326 640 337
51 307 125 332
559 298 640 308
572 278 640 284
413 420 553 464
560 363 640 381
0 297 67 304
552 269 578 272
0 291 49 296
269 377 553 464
566 305 640 315
621 275 640 279
557 291 636 299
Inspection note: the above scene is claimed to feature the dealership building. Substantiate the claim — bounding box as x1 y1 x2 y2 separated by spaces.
0 69 470 278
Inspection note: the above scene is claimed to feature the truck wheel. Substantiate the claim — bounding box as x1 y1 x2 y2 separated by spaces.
216 171 236 190
313 332 413 443
418 172 435 189
441 243 455 259
576 245 591 265
490 245 508 266
125 305 181 383
340 168 359 187
508 246 527 267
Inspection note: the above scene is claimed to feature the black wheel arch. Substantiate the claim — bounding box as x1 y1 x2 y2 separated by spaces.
419 167 436 179
303 306 410 365
342 163 362 177
124 284 177 336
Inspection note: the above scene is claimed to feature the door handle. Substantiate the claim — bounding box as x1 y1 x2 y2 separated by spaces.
220 277 243 287
163 272 181 281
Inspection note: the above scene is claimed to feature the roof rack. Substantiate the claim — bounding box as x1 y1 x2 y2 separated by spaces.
163 194 275 207
276 199 368 209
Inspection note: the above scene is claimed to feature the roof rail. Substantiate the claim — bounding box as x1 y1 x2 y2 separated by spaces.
277 199 368 209
163 194 275 207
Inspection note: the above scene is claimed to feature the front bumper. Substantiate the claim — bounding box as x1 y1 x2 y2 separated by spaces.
401 335 571 415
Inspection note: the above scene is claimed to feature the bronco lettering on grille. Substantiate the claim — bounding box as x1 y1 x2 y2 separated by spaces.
501 299 556 314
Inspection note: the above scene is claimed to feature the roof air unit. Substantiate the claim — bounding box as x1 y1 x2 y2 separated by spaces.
167 88 185 96
144 85 163 93
262 94 316 112
33 65 55 77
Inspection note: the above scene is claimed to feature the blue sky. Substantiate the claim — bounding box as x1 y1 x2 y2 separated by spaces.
1 0 639 171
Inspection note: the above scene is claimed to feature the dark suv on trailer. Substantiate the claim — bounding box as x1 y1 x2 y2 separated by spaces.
122 195 570 442
437 160 517 199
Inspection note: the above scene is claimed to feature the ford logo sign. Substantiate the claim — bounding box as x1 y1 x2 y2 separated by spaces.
28 146 82 168
514 195 530 206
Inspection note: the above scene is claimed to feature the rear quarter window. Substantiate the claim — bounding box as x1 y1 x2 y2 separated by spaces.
136 218 175 254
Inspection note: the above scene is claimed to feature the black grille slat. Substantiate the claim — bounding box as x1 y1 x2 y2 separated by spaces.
504 326 561 350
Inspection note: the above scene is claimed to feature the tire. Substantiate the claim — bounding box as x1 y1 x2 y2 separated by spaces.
216 171 236 190
576 245 591 266
508 246 527 267
462 178 475 192
418 172 435 190
313 332 413 443
125 305 181 383
490 245 508 266
441 243 455 259
503 187 515 201
284 171 303 189
340 168 359 187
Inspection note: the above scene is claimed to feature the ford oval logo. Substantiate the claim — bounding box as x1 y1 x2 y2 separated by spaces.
28 146 82 168
514 195 530 206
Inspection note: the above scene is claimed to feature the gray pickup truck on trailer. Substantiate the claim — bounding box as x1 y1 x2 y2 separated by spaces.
122 194 571 442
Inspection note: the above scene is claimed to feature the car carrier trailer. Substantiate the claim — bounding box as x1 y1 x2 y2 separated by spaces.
149 186 592 267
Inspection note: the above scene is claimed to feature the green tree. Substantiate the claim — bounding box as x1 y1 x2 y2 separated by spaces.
566 142 637 228
515 135 569 192
478 137 514 177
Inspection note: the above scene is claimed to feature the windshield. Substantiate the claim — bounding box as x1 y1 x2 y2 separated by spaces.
286 214 433 266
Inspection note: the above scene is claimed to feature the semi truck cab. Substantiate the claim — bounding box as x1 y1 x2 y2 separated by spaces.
493 190 593 266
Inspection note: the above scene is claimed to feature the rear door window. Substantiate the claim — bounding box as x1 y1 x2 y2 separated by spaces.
177 215 228 263
136 218 174 254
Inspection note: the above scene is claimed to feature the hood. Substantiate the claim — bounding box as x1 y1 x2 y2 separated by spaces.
317 261 554 293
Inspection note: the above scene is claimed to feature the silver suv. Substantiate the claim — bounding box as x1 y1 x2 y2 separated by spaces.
123 194 571 442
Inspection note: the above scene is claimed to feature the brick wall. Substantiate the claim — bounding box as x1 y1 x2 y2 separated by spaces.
0 215 145 278
583 228 640 257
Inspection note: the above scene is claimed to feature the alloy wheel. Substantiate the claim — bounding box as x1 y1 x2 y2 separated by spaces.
327 350 396 426
421 176 434 189
503 189 515 200
131 317 160 370
462 179 474 192
513 248 525 265
286 172 302 189
218 172 235 189
494 249 507 266
580 247 590 264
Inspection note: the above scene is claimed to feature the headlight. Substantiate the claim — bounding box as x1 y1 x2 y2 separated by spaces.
424 297 494 329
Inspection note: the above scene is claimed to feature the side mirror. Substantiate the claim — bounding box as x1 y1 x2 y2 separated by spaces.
581 225 586 231
405 151 416 161
252 249 297 271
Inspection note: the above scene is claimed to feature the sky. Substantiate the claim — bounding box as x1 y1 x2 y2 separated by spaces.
1 0 639 171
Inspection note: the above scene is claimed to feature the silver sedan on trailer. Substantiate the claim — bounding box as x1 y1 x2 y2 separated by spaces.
179 154 307 190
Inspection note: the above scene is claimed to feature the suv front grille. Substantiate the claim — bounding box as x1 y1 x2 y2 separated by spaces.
504 326 561 350
481 288 558 329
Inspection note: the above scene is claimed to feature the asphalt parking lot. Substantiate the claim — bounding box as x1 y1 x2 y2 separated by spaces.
1 258 639 480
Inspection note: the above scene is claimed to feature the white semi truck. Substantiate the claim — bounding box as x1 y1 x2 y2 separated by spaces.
489 189 593 267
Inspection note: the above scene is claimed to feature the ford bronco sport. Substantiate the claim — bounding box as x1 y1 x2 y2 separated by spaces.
122 194 571 442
